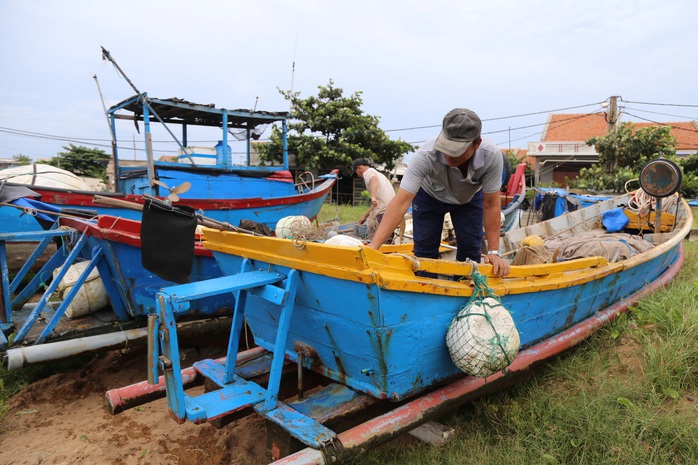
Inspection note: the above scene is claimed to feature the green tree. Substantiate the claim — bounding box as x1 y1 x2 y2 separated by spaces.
257 80 413 172
46 144 110 179
678 153 698 198
12 154 32 165
570 123 677 192
587 123 676 172
678 153 698 173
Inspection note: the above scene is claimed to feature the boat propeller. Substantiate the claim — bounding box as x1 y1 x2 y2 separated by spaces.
152 180 191 202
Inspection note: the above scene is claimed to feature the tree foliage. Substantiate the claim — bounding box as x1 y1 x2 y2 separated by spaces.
256 80 413 172
570 123 678 192
677 154 698 198
46 144 110 179
587 123 676 172
12 154 32 165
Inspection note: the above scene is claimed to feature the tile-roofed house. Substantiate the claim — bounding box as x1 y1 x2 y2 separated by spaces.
527 113 698 186
633 121 698 155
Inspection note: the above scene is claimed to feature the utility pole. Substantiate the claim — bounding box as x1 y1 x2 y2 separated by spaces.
605 95 620 173
606 95 619 134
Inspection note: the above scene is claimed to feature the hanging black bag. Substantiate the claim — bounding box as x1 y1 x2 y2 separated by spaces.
140 198 197 284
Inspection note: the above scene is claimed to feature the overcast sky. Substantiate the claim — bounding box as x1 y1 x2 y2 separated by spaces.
1 0 696 163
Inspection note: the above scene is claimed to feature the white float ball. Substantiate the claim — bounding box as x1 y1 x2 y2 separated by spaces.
275 215 311 239
445 297 520 377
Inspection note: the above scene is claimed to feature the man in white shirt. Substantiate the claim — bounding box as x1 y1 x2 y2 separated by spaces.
351 158 396 226
367 108 510 278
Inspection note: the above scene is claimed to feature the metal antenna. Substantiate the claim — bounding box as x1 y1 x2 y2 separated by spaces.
101 46 142 97
100 46 196 171
93 73 118 190
92 74 117 148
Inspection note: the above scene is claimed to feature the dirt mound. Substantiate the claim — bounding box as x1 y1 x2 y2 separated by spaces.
0 348 270 465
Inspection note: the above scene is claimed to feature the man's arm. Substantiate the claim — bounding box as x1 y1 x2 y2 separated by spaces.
358 176 380 225
366 188 415 249
482 191 510 277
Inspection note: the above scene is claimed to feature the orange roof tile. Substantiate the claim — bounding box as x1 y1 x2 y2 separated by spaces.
543 114 698 152
543 113 608 141
634 121 698 151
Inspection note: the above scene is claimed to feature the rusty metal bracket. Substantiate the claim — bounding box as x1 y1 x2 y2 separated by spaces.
319 436 345 464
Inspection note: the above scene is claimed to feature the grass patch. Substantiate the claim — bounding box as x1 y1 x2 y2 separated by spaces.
363 241 698 465
317 202 366 224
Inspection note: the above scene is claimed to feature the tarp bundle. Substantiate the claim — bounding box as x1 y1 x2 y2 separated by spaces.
546 231 654 263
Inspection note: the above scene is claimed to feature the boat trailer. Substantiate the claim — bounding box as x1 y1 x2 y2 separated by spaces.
105 249 684 464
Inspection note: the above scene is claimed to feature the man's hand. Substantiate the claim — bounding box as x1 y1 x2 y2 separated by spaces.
485 253 510 278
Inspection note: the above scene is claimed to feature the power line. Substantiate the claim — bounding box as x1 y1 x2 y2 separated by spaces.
621 111 698 134
482 102 605 122
384 101 605 133
621 106 697 121
620 99 698 108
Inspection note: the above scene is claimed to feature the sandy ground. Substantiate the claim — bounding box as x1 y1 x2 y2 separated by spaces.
0 346 271 465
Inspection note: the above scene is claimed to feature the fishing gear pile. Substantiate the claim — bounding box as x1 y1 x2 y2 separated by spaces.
446 270 520 377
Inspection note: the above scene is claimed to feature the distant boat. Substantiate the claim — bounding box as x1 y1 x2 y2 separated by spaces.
0 96 338 233
0 164 100 235
0 163 100 190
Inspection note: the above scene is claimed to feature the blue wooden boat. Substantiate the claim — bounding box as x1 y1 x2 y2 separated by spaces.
0 91 338 235
1 214 232 361
9 170 337 230
107 176 690 462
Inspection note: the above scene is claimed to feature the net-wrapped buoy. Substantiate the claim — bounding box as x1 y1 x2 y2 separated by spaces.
275 215 311 239
446 297 520 377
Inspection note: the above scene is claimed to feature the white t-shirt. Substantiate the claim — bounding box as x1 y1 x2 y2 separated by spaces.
362 167 395 215
400 137 503 204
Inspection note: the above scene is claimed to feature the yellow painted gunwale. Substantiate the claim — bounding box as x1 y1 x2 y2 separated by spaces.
202 199 692 298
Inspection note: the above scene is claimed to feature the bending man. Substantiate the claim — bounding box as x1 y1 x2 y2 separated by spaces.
367 108 510 278
352 157 396 227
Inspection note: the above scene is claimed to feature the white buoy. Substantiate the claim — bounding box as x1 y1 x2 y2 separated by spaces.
275 215 311 239
446 297 520 377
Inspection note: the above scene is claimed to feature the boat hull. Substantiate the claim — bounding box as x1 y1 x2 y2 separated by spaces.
1 173 336 235
202 194 691 400
274 246 685 464
207 237 680 400
118 164 296 198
